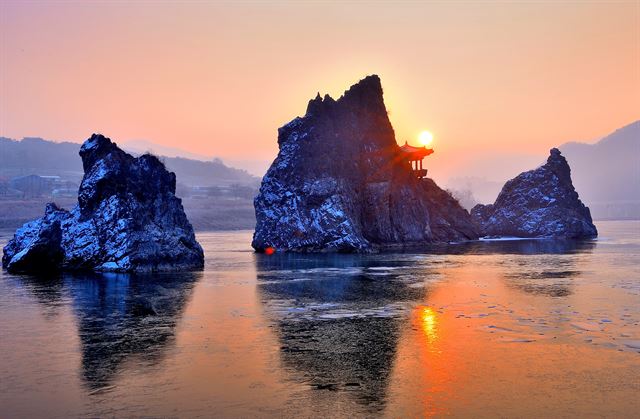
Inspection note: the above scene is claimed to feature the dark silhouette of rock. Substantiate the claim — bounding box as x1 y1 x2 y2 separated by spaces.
3 134 204 273
471 148 597 238
14 270 201 389
252 75 478 252
1 203 68 272
421 179 479 242
254 253 427 411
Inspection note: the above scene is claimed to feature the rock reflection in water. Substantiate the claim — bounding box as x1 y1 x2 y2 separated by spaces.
255 253 433 412
495 240 595 298
504 268 581 297
19 271 200 389
253 239 599 412
14 275 68 319
1 224 637 418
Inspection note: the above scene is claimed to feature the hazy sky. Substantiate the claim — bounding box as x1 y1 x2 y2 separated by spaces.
1 1 638 180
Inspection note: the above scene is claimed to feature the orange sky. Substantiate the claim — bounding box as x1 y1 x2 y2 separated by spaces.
1 1 638 179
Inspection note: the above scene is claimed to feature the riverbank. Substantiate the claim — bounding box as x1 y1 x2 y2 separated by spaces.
0 196 256 231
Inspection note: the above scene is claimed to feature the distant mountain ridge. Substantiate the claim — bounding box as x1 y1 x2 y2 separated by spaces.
0 137 83 178
559 120 639 220
121 139 214 161
1 120 637 220
448 120 639 220
0 136 258 186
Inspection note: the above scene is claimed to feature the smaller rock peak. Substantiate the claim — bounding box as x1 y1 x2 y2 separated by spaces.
306 91 334 116
79 133 120 171
547 147 567 164
546 147 571 182
340 74 382 101
345 74 381 92
45 202 61 213
323 94 335 104
138 153 171 177
82 133 112 152
304 75 384 117
336 74 386 114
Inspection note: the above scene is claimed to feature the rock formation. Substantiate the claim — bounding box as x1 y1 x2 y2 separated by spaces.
252 75 478 252
471 148 597 238
421 179 480 242
3 134 204 273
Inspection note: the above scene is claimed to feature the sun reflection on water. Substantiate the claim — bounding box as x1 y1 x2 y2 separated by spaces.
411 304 448 417
421 306 438 345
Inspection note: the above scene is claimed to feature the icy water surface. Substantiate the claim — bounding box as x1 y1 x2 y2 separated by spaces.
1 221 639 418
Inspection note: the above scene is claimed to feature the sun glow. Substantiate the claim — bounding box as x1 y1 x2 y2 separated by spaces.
421 306 438 344
418 131 434 147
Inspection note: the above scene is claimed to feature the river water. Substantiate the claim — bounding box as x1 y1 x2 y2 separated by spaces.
1 221 639 418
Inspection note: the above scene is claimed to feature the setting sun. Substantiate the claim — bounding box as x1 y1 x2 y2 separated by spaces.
419 131 434 147
0 2 636 418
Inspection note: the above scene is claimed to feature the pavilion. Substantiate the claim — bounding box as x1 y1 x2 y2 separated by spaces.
399 141 434 179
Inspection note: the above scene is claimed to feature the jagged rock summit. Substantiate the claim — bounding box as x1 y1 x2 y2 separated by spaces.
471 148 597 238
3 134 204 273
252 75 478 252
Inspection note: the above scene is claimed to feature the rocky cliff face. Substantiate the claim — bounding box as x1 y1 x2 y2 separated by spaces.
421 179 479 242
252 75 478 252
3 134 204 273
471 148 597 238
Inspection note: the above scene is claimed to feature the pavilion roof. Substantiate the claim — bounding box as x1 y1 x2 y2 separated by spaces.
399 141 434 160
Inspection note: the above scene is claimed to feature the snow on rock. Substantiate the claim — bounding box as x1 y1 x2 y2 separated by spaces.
2 134 204 273
252 75 479 252
1 203 68 272
471 148 597 239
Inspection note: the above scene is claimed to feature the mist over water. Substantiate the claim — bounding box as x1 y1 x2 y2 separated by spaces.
1 221 638 417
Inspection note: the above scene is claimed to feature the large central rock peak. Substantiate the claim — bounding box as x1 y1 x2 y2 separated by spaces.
253 75 478 252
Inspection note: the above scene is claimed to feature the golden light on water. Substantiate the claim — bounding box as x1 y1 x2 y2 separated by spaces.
419 131 434 147
421 306 438 344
